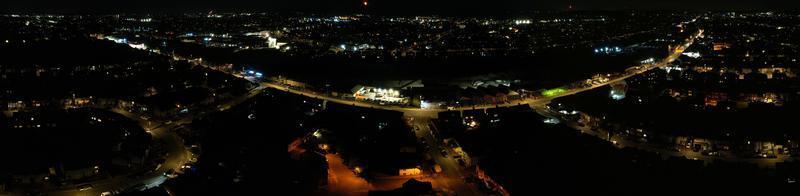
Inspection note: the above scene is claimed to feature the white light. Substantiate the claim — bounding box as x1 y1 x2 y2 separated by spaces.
682 52 701 58
543 118 560 124
128 43 147 50
420 101 430 109
313 130 322 138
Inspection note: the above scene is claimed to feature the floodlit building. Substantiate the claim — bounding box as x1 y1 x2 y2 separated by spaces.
268 37 277 48
352 86 406 103
398 168 422 176
609 81 627 100
713 42 731 51
267 36 286 49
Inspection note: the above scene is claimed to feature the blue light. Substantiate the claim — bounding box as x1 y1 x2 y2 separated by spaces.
610 90 626 100
594 46 623 55
255 72 263 77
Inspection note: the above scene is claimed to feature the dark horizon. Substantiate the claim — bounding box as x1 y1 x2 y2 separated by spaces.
2 0 800 15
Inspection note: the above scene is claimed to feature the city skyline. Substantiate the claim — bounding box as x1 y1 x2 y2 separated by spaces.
3 0 800 14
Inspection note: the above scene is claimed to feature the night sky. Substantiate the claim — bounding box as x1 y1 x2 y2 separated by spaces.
2 0 799 14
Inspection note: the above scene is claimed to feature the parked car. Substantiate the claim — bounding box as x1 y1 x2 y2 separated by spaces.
164 168 179 178
77 184 93 191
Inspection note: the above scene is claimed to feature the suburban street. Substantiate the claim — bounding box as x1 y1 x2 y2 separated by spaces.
40 108 190 196
325 154 372 196
13 84 270 196
532 104 796 168
411 117 482 196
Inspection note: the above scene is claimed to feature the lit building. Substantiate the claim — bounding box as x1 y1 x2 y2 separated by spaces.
352 86 406 103
713 42 731 51
398 168 422 176
704 92 728 107
268 37 278 48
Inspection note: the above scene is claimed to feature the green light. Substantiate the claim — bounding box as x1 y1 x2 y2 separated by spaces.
542 88 566 97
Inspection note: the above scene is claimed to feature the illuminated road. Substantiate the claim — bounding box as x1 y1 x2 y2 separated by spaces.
257 29 702 117
79 29 701 195
325 154 372 196
118 28 700 122
259 82 442 118
411 117 482 196
97 25 702 118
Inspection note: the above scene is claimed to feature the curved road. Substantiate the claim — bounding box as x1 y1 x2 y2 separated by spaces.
12 86 268 196
57 29 700 196
259 29 702 118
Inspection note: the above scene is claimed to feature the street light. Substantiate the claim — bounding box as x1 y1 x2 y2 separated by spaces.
313 130 322 138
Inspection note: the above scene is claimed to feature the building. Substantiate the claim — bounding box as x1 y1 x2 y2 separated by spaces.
398 168 422 176
609 80 627 100
352 86 406 103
